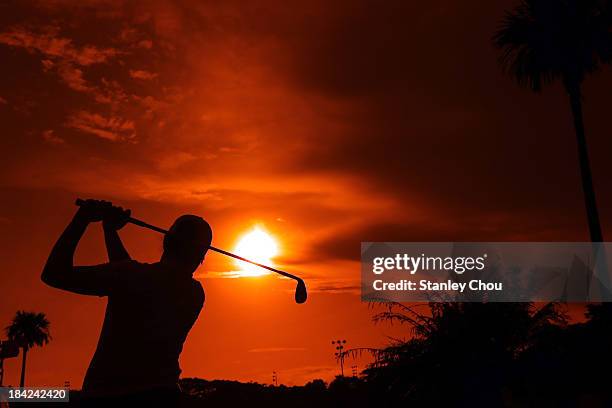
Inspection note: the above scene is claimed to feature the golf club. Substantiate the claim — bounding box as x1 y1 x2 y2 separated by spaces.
75 199 307 304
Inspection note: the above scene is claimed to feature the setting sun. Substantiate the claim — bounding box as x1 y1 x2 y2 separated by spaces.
234 226 279 276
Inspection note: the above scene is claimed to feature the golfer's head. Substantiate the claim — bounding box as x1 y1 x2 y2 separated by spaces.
163 215 212 273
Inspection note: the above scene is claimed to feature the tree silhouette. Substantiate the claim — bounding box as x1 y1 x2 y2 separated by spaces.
5 311 51 387
494 0 612 242
344 302 566 405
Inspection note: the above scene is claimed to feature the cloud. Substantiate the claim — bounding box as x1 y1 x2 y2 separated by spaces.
248 347 307 353
156 152 197 170
0 25 133 103
0 25 119 66
129 69 158 80
92 79 129 107
137 39 153 49
118 27 153 49
0 25 131 110
55 63 91 92
42 129 64 144
314 284 360 294
131 95 169 117
2 0 610 269
65 110 135 141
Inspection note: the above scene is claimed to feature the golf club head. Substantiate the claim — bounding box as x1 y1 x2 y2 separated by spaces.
295 278 307 304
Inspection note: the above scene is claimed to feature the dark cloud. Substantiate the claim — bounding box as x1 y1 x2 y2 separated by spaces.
1 0 611 264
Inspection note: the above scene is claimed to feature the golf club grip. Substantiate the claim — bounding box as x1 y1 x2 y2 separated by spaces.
75 199 169 234
74 198 303 282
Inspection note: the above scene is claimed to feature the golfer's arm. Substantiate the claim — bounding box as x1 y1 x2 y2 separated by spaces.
103 227 131 262
41 213 89 288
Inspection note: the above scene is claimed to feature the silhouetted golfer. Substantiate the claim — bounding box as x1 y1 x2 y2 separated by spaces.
42 199 211 405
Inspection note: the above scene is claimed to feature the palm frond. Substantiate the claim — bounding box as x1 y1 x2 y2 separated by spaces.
6 311 51 349
494 0 612 91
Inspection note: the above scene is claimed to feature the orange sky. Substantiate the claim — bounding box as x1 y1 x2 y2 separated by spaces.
1 0 612 387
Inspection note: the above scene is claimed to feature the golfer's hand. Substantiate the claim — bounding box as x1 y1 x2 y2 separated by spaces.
75 199 111 223
103 205 131 231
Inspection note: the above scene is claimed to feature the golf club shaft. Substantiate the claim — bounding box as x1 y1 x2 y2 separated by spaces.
75 199 303 283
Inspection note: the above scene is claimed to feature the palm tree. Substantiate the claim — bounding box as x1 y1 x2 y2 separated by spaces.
494 0 612 242
5 311 51 387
